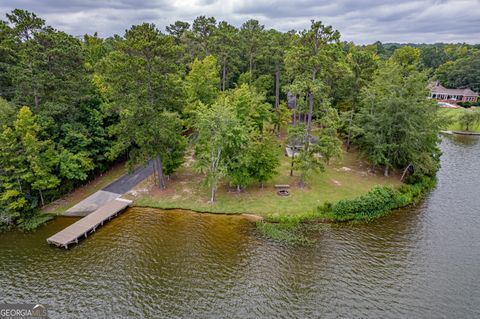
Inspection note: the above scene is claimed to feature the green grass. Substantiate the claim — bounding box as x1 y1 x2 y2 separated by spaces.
132 149 402 217
440 107 480 132
255 176 436 244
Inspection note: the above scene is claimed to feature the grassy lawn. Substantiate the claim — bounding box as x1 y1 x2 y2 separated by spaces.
440 107 480 132
42 163 127 215
130 149 402 217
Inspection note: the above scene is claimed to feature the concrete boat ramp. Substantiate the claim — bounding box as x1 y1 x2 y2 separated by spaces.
47 161 154 249
47 198 132 249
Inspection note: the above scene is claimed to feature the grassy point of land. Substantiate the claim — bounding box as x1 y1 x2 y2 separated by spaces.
128 149 402 217
41 163 127 216
440 107 480 133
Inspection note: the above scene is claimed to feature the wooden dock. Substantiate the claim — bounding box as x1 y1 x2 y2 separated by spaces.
47 198 132 249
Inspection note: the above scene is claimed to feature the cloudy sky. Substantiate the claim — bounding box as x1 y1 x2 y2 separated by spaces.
1 0 479 44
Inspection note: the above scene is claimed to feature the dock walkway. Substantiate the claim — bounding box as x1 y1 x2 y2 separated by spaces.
47 198 132 249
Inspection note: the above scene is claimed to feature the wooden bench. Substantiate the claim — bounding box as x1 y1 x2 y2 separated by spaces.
274 184 290 189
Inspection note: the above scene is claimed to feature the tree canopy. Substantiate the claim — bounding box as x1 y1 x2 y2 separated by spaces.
0 9 453 227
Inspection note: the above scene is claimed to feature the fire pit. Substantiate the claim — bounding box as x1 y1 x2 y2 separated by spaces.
277 189 290 197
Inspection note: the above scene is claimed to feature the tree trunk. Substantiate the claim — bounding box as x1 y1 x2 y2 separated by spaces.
152 159 158 186
210 185 216 203
346 101 356 151
305 68 317 151
290 155 294 176
39 189 44 207
305 91 314 150
34 94 40 109
275 69 280 109
222 62 227 91
299 174 305 188
292 95 297 126
384 165 389 177
249 55 253 83
400 163 413 182
236 184 241 193
156 156 166 190
347 78 360 151
274 69 281 134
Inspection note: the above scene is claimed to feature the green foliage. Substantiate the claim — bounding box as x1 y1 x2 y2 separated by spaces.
321 176 436 220
194 101 244 202
18 212 54 230
459 108 480 131
354 58 444 177
1 10 457 231
0 97 16 126
258 176 436 245
98 23 186 189
331 186 401 218
246 134 281 186
317 107 343 163
295 144 325 187
436 51 480 92
256 221 313 245
185 55 220 106
390 46 421 68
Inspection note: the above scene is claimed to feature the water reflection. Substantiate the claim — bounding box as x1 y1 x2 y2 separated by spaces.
1 137 480 318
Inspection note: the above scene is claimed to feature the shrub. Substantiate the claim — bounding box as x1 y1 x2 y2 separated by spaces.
331 186 401 218
458 102 472 108
317 176 436 220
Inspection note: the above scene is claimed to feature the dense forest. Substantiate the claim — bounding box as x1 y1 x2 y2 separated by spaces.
0 9 478 228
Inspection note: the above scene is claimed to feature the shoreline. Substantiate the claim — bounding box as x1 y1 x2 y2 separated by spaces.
130 204 265 222
130 175 435 244
441 130 480 136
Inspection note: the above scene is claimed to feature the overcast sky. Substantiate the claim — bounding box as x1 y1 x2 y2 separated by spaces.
1 0 479 44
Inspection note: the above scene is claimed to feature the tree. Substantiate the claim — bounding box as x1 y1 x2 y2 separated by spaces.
5 9 44 42
459 109 480 131
166 21 190 43
211 21 240 91
287 124 305 176
0 97 16 126
194 102 244 202
247 133 280 187
390 46 421 68
317 107 342 164
354 59 444 177
83 32 109 70
0 106 60 214
240 20 265 82
344 45 379 150
295 142 325 188
228 83 271 132
222 84 275 191
285 20 340 151
185 55 220 106
191 16 216 57
436 51 480 92
98 23 185 189
266 30 289 132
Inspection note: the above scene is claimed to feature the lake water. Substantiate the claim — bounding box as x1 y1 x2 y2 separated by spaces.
1 135 479 318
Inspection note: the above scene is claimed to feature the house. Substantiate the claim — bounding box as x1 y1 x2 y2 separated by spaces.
429 81 479 103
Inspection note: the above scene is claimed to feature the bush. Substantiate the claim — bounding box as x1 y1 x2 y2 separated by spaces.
318 176 436 220
18 213 54 231
458 102 472 108
257 176 436 245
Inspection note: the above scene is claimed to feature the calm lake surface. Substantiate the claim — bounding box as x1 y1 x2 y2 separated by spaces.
1 136 479 318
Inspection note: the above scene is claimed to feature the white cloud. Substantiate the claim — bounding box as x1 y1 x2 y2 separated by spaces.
0 0 479 43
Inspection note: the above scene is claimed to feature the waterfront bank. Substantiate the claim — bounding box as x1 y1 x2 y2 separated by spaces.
1 135 479 318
